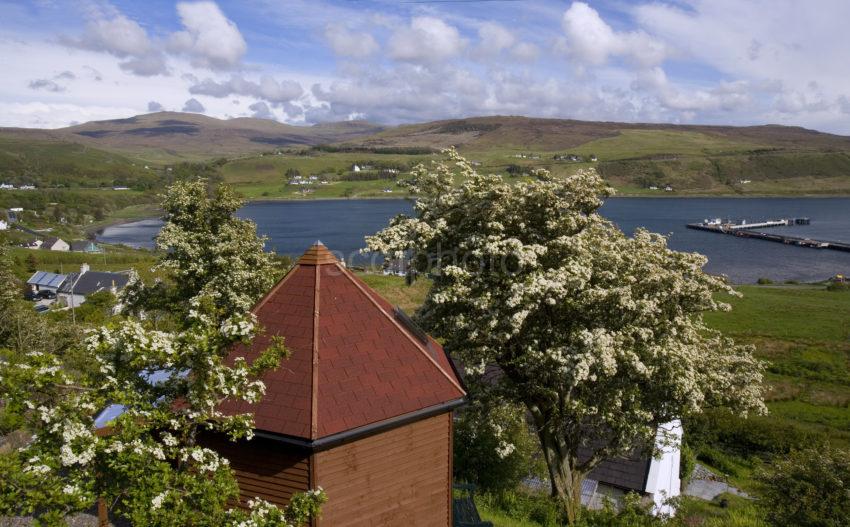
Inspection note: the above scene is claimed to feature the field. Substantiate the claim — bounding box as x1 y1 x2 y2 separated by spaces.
7 245 158 282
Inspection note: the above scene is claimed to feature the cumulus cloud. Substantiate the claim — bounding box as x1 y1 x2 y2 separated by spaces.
562 2 665 67
62 8 168 76
182 98 205 112
477 23 515 55
249 101 274 119
189 75 303 104
389 17 465 63
325 24 378 58
511 42 540 62
55 71 76 80
148 100 164 112
169 1 246 69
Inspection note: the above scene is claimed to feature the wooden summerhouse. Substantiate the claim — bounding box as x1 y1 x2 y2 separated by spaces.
208 242 466 526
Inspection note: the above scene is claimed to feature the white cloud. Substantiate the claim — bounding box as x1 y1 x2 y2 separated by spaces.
477 22 515 54
511 42 540 62
389 17 465 63
169 1 247 70
562 2 665 67
60 7 168 76
182 97 205 112
324 24 378 58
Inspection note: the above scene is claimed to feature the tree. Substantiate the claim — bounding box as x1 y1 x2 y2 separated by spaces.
757 447 850 527
366 149 765 523
285 168 301 179
25 253 38 273
122 179 277 322
0 181 325 525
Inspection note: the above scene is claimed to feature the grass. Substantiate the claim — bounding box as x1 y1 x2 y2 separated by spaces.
477 501 544 527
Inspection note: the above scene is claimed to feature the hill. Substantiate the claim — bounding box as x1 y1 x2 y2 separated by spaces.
339 116 850 196
0 112 385 163
346 115 850 151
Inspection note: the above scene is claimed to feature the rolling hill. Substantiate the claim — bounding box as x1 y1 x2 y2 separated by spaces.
0 112 385 163
3 112 850 196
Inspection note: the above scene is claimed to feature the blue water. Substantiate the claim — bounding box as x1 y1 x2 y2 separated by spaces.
97 197 850 284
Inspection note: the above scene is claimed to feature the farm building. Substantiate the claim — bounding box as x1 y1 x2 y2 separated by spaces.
207 242 467 526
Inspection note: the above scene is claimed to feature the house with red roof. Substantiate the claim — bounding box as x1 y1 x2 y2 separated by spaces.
205 242 466 526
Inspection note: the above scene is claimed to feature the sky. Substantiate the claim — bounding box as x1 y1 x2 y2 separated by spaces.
2 0 850 133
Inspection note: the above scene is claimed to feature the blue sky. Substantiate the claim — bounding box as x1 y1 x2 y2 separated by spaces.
2 0 850 133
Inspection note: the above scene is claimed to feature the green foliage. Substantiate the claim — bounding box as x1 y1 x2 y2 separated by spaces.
826 281 849 292
477 490 565 527
756 277 773 285
756 447 850 527
679 443 696 483
576 493 678 527
454 399 544 492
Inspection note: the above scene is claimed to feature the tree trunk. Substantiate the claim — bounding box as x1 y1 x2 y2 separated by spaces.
531 409 585 525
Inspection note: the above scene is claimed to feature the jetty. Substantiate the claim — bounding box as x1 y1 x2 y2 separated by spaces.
686 217 850 253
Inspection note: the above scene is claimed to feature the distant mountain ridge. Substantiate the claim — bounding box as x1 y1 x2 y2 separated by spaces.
0 112 386 161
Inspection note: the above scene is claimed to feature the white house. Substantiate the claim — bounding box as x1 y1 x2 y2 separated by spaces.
0 183 14 190
41 237 69 251
0 219 7 231
58 263 130 307
26 271 68 293
580 421 683 516
352 164 361 172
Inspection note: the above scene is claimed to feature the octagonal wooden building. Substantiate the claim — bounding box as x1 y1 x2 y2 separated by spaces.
205 242 466 526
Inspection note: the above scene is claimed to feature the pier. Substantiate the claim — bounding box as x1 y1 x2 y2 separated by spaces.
686 218 850 253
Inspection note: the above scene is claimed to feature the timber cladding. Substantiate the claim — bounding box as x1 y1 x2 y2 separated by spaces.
314 413 453 527
199 433 311 509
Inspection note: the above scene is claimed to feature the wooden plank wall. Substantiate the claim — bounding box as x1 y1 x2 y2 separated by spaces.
200 433 311 509
314 413 452 527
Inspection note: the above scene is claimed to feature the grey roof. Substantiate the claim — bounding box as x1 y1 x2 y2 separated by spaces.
41 237 63 248
581 445 652 493
59 270 130 295
70 241 101 252
26 271 68 289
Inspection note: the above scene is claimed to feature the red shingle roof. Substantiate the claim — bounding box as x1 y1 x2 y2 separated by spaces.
219 242 465 440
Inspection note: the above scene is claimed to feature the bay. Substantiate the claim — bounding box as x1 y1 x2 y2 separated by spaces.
97 197 850 284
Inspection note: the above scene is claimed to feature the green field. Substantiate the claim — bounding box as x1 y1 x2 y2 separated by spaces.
7 246 158 282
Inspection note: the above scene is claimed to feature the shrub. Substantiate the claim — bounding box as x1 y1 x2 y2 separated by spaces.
477 490 564 527
454 400 544 492
756 446 850 526
826 281 849 292
756 277 773 285
679 443 697 483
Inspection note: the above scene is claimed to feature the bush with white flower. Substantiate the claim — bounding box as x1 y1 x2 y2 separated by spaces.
366 148 765 524
0 184 325 526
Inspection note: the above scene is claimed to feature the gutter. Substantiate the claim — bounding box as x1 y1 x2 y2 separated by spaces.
253 397 467 452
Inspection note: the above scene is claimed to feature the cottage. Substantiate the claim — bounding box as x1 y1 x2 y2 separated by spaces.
41 237 70 252
206 243 466 526
0 183 14 190
58 264 130 306
0 219 7 231
26 271 68 293
70 240 103 253
581 421 682 515
351 164 361 172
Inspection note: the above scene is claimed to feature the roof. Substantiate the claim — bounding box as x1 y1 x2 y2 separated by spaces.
581 444 652 493
26 271 67 288
218 242 466 441
70 241 100 252
41 237 64 248
58 270 130 295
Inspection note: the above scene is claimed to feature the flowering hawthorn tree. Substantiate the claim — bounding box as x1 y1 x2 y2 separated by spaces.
122 178 277 320
0 183 326 525
366 149 765 523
